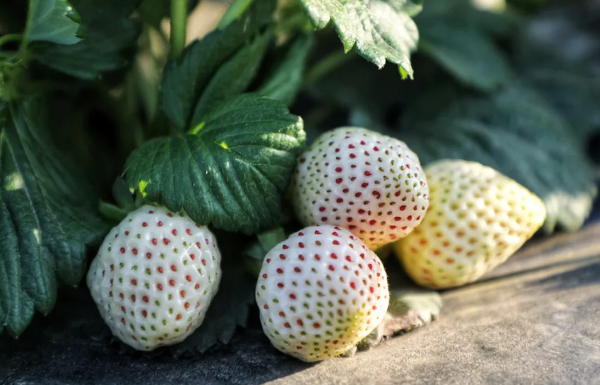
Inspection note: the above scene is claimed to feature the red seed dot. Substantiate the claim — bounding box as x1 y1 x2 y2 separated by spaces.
131 279 137 286
319 207 326 212
157 284 163 291
297 319 304 326
169 280 175 286
171 265 177 272
176 314 182 320
313 322 321 329
282 245 289 249
280 254 287 260
186 229 192 235
142 310 147 317
132 248 138 255
121 318 126 325
163 238 170 245
364 171 372 176
158 221 163 227
328 265 335 271
142 222 148 227
277 268 284 274
335 167 342 172
172 229 177 236
125 231 130 236
335 178 343 184
277 283 284 288
289 294 296 300
143 296 149 303
294 267 301 273
202 259 206 266
120 247 125 254
195 284 200 289
180 290 186 298
284 323 291 328
186 275 192 282
400 205 406 211
370 287 374 293
262 274 267 278
152 238 158 245
185 302 190 309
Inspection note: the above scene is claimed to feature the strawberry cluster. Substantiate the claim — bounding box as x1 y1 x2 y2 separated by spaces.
87 127 546 361
256 127 546 361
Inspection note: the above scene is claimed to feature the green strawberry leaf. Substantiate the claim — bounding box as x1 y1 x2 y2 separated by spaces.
190 30 273 127
417 22 512 91
24 0 82 46
30 0 142 79
160 0 276 131
297 0 421 76
167 237 255 357
258 33 314 106
243 227 288 277
400 84 597 233
124 94 306 234
0 99 108 336
417 0 522 38
514 28 600 142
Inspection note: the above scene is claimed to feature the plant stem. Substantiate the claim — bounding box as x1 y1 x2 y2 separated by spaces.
0 33 22 49
303 50 351 87
169 0 187 60
217 0 254 29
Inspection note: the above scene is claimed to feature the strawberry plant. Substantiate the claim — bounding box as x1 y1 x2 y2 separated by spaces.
1 0 598 362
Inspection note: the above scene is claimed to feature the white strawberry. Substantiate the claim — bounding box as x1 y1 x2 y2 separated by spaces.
394 160 547 289
87 205 221 351
290 127 429 250
256 225 389 362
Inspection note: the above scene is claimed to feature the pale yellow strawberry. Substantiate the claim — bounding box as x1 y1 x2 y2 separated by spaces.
394 160 546 289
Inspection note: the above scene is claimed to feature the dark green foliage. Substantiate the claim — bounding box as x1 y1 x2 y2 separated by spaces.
297 0 422 76
30 0 142 79
399 85 597 233
125 94 305 234
0 100 107 336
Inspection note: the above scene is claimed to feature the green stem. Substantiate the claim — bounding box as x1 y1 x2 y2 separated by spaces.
0 33 22 49
303 50 351 87
169 0 187 60
217 0 254 29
